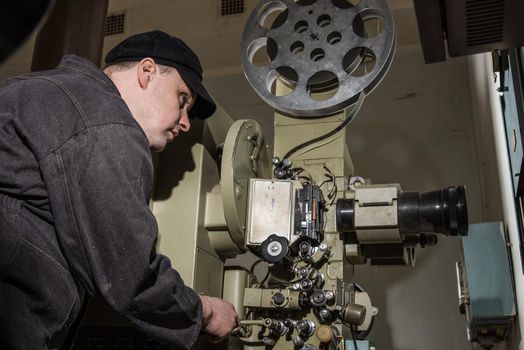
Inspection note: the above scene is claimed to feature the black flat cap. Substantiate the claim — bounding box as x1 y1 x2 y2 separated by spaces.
105 30 216 119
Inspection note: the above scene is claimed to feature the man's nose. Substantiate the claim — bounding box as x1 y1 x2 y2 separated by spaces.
178 110 191 132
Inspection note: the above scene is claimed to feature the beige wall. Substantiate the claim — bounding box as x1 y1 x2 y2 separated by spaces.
346 46 500 350
0 1 506 349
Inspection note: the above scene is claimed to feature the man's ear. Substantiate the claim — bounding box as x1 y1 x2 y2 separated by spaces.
137 58 156 89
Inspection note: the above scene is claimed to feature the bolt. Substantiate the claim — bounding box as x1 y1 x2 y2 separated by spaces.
300 279 313 292
272 292 286 306
319 308 331 321
292 335 304 347
296 320 315 337
262 336 275 346
298 267 308 278
311 291 326 305
297 320 308 331
274 168 286 179
267 241 282 256
299 241 311 252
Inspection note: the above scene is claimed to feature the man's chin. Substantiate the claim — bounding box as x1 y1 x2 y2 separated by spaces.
150 143 167 153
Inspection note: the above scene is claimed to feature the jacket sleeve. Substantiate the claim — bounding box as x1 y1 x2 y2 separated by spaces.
39 122 202 348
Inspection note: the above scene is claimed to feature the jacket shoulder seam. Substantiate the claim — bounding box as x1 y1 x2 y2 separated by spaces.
39 123 146 162
20 76 89 128
60 64 112 87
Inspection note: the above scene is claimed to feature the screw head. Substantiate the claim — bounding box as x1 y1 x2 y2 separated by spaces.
267 241 283 256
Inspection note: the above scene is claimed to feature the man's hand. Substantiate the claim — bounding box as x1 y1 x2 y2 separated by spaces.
200 295 239 340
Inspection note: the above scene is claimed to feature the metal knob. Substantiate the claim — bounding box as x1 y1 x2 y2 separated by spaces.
316 325 334 343
342 303 366 326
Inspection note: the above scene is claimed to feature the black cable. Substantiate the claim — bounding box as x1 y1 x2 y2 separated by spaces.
350 324 359 350
249 259 266 286
319 165 335 189
249 259 264 275
257 267 271 288
283 92 365 160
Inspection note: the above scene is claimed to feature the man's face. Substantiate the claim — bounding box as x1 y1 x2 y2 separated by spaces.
139 66 194 152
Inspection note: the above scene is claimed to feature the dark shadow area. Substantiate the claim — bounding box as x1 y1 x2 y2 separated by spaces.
0 0 54 63
153 120 204 201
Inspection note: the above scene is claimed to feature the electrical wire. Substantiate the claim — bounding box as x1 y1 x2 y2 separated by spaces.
282 92 365 160
249 259 264 275
350 324 359 350
318 166 335 189
318 164 339 208
257 267 271 288
294 167 314 184
249 259 268 287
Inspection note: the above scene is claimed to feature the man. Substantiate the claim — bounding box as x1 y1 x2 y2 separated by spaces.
0 30 238 349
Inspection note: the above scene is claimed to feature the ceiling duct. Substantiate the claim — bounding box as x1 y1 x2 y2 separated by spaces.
465 0 504 47
105 12 126 36
413 0 524 63
220 0 245 16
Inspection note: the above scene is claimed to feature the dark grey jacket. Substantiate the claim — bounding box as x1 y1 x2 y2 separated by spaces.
0 55 202 349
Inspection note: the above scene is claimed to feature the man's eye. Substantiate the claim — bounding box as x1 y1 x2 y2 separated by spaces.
179 95 187 107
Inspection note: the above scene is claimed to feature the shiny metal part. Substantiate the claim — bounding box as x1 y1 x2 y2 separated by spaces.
263 336 276 346
296 266 310 278
293 335 305 347
296 319 317 337
311 290 327 307
342 303 367 326
268 241 284 256
318 308 332 321
246 179 300 246
241 0 396 116
348 175 366 191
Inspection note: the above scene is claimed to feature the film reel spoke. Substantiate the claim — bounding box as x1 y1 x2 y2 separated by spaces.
241 0 395 116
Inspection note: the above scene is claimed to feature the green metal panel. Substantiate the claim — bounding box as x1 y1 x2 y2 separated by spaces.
345 339 372 350
462 222 515 320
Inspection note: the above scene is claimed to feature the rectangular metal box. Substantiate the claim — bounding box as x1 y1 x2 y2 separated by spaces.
245 179 297 246
457 222 516 344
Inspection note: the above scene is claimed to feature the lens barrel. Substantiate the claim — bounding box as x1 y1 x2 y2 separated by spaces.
336 186 468 236
398 186 468 236
335 198 355 233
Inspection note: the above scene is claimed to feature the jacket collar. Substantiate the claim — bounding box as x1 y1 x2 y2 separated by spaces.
58 55 121 95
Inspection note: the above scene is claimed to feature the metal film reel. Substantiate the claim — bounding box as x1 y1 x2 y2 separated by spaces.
241 0 396 117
